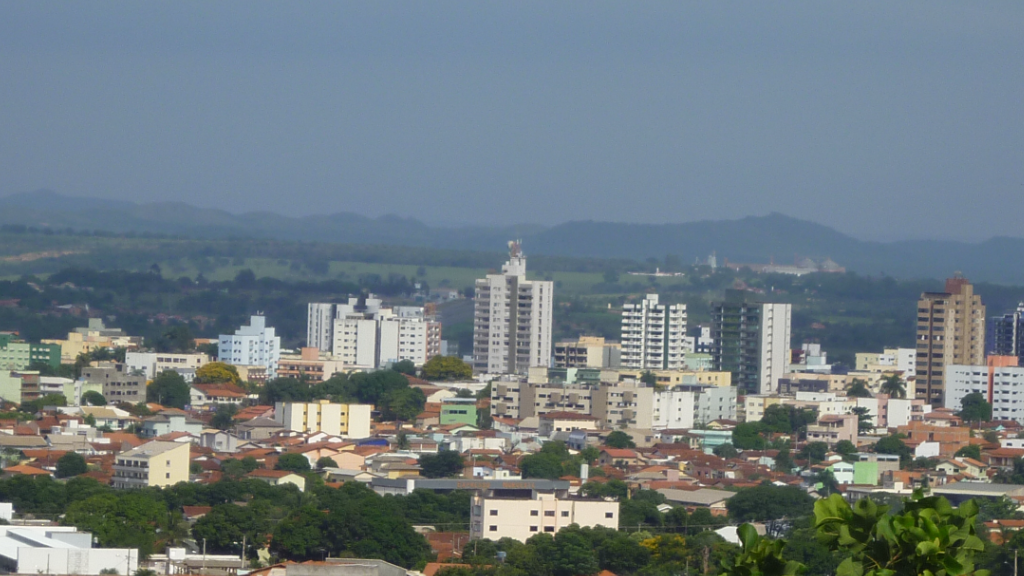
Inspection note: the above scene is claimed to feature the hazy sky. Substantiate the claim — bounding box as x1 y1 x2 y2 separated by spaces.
2 2 1022 241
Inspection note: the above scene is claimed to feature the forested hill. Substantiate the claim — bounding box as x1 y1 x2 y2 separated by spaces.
4 190 1024 283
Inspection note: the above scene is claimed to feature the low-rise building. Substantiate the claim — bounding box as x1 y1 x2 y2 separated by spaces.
553 336 621 369
440 398 478 427
112 441 191 489
124 352 209 382
140 410 205 438
248 469 306 492
276 347 344 382
275 401 372 439
81 363 146 405
469 484 618 542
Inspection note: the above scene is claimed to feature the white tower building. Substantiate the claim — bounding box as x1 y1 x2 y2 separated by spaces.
620 294 687 370
472 241 553 374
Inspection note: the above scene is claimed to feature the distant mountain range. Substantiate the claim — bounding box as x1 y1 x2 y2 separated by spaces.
3 190 1024 284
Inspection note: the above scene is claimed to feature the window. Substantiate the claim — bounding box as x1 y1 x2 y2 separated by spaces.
530 526 538 532
531 510 539 516
489 526 497 532
166 473 171 479
561 511 569 517
605 512 614 518
545 510 555 516
489 510 498 516
544 526 555 532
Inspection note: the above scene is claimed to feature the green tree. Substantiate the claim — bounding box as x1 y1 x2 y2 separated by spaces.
835 440 858 461
520 452 565 479
959 392 993 424
81 391 106 406
55 452 88 478
726 483 815 537
63 492 167 558
846 379 872 398
851 406 873 433
640 371 657 386
733 422 768 450
20 393 67 413
815 492 988 576
799 441 829 464
714 442 740 459
721 524 805 576
775 447 794 473
316 456 336 470
420 355 472 381
379 386 425 422
147 370 191 409
955 444 982 460
192 502 272 556
879 373 907 399
391 360 416 375
419 451 464 478
194 362 241 385
275 453 311 473
605 431 636 449
874 434 914 467
210 403 239 430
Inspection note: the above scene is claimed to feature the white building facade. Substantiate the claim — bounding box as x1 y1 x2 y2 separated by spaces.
306 303 337 353
327 296 436 369
472 242 553 374
945 363 1024 424
621 294 687 370
218 315 281 378
760 303 793 394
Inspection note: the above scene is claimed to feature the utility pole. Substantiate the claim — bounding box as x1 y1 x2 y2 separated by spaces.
202 538 207 575
241 534 246 570
1015 548 1018 576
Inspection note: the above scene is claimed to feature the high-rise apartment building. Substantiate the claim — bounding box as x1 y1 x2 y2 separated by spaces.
472 241 553 374
326 296 439 369
987 302 1024 365
710 290 792 394
307 303 338 352
218 315 281 378
915 275 986 405
620 294 687 370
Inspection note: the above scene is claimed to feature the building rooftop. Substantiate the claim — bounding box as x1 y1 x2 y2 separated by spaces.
120 441 187 459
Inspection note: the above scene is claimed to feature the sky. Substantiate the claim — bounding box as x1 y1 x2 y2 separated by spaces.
1 2 1022 241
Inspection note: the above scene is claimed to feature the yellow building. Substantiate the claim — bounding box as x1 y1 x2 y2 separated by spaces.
43 319 142 363
614 368 732 388
112 441 190 489
274 400 372 439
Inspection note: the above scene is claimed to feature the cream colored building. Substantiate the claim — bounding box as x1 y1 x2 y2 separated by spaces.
621 294 687 370
553 336 621 369
43 319 142 363
855 348 916 377
916 275 985 405
470 487 619 542
472 241 553 374
124 351 209 382
614 368 732 388
274 400 372 439
276 347 345 381
112 441 190 489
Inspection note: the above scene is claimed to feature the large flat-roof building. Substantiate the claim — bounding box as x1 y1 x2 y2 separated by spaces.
620 294 687 370
219 315 281 379
274 400 372 439
469 484 618 542
112 441 190 489
710 290 791 394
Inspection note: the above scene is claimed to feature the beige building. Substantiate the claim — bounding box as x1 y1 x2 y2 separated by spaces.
112 441 190 489
43 319 142 363
553 337 621 369
614 368 732 388
470 486 619 542
124 351 209 382
277 347 345 381
274 400 372 439
916 275 985 405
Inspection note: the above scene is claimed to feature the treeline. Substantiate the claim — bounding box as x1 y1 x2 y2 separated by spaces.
259 371 425 421
0 474 467 568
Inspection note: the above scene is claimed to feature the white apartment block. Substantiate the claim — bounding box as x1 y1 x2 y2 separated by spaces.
275 400 372 438
307 303 337 352
760 303 792 394
945 363 1024 424
473 242 553 374
621 294 687 370
323 296 438 369
218 315 281 378
124 352 209 382
470 488 618 543
653 385 738 429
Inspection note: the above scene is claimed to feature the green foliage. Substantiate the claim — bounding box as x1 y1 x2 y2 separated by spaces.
851 406 873 433
148 370 191 409
81 390 107 406
726 483 815 537
210 403 239 430
835 440 858 461
315 456 336 470
221 456 260 478
959 392 993 423
762 405 818 436
421 355 472 381
879 374 907 399
799 442 829 464
419 451 464 478
874 434 913 466
733 422 768 450
275 453 311 473
55 452 88 478
259 370 425 422
192 502 271 555
605 430 636 449
722 523 805 576
846 379 873 398
814 492 989 576
63 492 168 559
391 360 416 376
20 393 67 413
194 362 241 385
714 442 740 459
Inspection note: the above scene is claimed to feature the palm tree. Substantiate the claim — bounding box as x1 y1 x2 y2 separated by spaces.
879 374 906 399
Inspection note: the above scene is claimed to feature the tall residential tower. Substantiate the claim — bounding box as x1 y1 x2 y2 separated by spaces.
620 294 687 370
915 275 985 405
710 290 792 394
472 241 553 374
